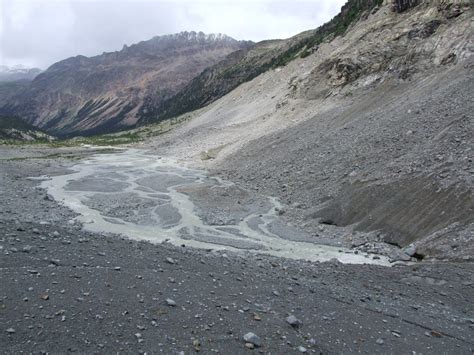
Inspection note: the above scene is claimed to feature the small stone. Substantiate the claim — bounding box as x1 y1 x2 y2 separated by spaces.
41 294 49 300
298 346 308 353
245 343 255 350
403 244 417 257
114 266 121 271
286 315 302 328
376 338 384 345
5 328 15 334
193 339 201 351
166 298 176 307
253 313 261 321
243 332 262 347
166 257 176 264
135 333 143 343
22 245 33 253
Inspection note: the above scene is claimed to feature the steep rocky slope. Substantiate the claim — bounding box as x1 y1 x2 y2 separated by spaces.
138 0 386 124
0 115 53 142
0 80 30 104
146 0 473 261
1 32 250 136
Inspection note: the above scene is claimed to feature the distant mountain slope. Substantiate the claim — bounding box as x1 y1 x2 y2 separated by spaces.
2 32 251 136
0 115 53 141
0 80 31 104
0 65 42 82
138 0 385 124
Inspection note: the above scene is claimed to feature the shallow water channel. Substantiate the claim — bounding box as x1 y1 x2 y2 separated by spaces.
41 149 390 265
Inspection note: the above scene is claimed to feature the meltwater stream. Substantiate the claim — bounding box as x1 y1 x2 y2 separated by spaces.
41 149 390 265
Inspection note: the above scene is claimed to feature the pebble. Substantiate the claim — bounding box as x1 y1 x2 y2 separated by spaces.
135 333 143 343
22 245 33 253
376 338 384 345
6 328 15 334
403 244 417 257
166 257 176 264
298 346 308 353
243 332 262 347
193 339 201 351
166 298 177 307
286 315 302 328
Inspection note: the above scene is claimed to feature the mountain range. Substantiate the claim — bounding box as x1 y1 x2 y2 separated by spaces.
0 0 392 137
0 65 42 82
0 31 251 136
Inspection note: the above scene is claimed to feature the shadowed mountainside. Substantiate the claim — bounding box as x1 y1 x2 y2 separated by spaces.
0 115 53 142
1 32 251 136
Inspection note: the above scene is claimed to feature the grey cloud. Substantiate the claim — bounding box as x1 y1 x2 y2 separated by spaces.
0 0 346 69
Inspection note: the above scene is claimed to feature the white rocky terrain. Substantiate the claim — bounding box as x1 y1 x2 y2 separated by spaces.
146 0 473 261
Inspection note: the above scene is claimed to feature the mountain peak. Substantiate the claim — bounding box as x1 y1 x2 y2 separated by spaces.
154 31 239 43
0 65 42 82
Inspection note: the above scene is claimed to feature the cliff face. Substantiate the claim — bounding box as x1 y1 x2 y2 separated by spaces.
390 0 470 13
392 0 419 12
1 32 250 136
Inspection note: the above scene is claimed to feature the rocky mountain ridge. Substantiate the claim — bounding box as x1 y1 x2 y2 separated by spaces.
138 0 388 124
1 32 250 136
0 65 42 82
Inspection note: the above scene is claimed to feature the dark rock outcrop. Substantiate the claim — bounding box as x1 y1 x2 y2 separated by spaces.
392 0 419 13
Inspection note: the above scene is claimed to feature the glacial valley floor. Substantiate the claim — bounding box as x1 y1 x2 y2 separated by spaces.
0 147 473 354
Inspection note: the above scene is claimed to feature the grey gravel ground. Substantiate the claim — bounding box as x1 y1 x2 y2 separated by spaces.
216 64 474 261
1 147 473 354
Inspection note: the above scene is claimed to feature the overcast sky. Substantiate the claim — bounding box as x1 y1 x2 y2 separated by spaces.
0 0 346 69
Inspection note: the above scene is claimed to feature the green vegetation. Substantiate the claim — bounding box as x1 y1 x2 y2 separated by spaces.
1 109 192 147
0 114 41 131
